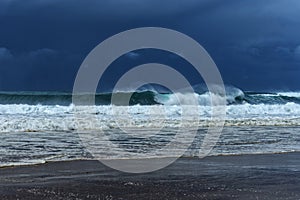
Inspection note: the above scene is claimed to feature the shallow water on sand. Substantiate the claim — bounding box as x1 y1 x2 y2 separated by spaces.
1 126 299 167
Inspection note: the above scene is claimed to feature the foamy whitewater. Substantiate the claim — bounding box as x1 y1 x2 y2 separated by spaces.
1 87 300 167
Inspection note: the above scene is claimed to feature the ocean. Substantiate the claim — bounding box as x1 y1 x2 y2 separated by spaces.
1 86 300 167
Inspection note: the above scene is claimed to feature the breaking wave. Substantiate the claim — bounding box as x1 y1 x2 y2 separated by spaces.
0 86 300 133
1 86 299 106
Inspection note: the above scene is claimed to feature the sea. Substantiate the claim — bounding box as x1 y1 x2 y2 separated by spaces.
1 86 300 167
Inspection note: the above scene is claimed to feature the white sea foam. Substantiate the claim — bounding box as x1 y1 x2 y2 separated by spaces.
0 102 300 133
278 92 300 98
155 91 242 106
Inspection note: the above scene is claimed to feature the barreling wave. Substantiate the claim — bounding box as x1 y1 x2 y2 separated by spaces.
1 85 300 133
0 86 299 106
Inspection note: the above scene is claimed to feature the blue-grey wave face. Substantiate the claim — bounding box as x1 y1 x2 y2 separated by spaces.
0 86 299 106
0 91 159 106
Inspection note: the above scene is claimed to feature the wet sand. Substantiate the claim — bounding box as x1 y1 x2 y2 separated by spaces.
1 152 300 200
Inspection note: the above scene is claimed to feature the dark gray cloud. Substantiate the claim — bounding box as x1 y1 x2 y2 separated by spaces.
0 0 299 91
0 47 13 60
295 46 300 60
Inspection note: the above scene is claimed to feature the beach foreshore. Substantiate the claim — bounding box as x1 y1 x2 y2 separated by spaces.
1 152 299 200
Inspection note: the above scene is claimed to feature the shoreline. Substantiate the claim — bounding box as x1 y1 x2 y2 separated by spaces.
1 150 299 169
1 152 300 199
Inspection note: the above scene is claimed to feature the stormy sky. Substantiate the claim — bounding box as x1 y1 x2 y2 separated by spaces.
0 0 299 92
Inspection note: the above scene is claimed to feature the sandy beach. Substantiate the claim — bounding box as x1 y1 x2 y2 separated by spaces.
1 152 299 200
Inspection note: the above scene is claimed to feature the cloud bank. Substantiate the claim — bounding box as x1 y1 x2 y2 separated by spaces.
0 0 299 91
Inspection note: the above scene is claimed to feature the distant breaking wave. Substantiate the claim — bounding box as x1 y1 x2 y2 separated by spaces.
0 86 300 106
0 86 300 133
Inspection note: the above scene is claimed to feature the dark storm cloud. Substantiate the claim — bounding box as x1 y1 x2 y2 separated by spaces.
295 46 300 60
0 47 13 61
0 0 299 91
178 0 300 90
0 47 77 90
